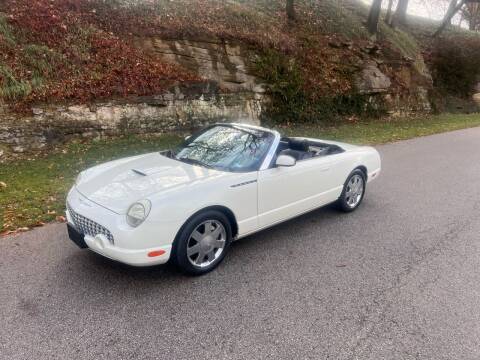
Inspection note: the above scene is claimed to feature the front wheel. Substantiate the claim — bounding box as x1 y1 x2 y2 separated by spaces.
172 210 232 275
336 169 366 212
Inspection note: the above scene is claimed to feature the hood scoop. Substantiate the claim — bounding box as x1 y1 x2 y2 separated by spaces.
131 169 147 176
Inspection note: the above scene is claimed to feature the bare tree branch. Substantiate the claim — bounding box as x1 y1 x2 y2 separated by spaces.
433 0 472 36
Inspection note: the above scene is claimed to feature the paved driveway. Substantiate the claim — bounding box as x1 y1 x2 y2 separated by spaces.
1 127 480 359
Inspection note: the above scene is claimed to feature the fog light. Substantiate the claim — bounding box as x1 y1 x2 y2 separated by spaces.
94 234 108 249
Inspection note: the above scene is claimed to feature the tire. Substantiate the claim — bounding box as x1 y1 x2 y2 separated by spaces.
336 169 366 213
172 210 232 275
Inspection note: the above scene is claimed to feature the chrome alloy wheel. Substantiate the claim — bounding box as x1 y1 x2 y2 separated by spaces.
345 174 364 208
186 220 227 268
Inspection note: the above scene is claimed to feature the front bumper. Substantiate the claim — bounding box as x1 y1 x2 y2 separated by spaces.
67 223 88 249
66 223 171 266
66 187 174 267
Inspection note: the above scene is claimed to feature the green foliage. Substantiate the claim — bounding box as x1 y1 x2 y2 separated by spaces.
0 65 32 99
23 44 63 90
255 50 386 124
0 45 63 100
429 36 480 97
380 23 419 59
0 14 15 46
255 50 306 122
23 45 55 75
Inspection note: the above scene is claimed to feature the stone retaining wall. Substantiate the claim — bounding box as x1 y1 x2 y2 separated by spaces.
0 83 263 154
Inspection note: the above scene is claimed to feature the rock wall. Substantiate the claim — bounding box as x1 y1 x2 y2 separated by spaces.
136 38 265 94
354 53 433 115
0 38 271 155
0 83 263 154
0 36 438 155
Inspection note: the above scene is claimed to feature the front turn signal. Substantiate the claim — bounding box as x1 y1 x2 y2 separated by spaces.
148 250 166 258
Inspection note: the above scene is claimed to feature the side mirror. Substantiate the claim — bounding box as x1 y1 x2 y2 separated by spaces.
276 154 296 167
185 135 191 141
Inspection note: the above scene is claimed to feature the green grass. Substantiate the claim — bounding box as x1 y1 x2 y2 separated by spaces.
0 13 16 46
0 65 32 99
1 113 480 234
0 134 182 233
278 113 480 144
379 23 420 59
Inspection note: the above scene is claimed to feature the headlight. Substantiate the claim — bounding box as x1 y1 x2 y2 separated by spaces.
126 200 151 227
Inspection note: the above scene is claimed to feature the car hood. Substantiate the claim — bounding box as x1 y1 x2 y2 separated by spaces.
75 152 225 214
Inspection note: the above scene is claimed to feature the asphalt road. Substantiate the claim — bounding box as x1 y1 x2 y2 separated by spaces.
2 127 480 360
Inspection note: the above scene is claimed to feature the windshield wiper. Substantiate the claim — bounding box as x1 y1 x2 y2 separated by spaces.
177 157 213 169
159 149 176 159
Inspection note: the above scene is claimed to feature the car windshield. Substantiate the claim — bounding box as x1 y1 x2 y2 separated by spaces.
171 125 274 172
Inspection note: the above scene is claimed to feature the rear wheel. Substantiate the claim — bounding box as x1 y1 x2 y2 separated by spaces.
337 169 366 212
172 210 232 275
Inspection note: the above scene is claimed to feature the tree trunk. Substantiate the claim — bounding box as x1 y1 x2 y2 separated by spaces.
465 3 480 30
385 0 394 25
391 0 410 27
286 0 295 21
446 0 459 25
367 0 383 34
434 0 466 37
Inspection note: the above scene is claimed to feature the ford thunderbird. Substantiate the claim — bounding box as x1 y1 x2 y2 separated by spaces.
66 123 381 274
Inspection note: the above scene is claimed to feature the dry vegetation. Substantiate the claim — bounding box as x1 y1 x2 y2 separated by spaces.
0 0 478 116
0 0 427 115
0 0 200 110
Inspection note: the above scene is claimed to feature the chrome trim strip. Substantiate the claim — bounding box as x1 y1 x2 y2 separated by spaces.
230 180 258 188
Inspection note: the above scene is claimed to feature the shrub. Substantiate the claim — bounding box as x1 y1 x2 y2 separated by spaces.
428 36 480 98
0 14 15 46
0 65 32 100
255 49 386 124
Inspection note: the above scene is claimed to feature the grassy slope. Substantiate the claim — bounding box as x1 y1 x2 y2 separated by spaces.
1 0 477 109
0 0 431 110
0 0 199 110
2 113 480 234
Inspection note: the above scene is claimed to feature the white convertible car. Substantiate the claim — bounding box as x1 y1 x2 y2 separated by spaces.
66 123 381 274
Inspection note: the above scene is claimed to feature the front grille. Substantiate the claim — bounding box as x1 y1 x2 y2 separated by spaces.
67 203 114 244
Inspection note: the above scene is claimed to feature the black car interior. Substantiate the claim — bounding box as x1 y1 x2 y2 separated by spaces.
275 137 345 163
